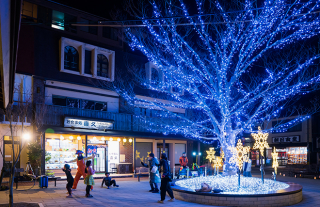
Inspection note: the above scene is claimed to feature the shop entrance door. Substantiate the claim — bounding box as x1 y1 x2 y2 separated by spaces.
3 140 20 177
88 145 107 173
95 147 107 172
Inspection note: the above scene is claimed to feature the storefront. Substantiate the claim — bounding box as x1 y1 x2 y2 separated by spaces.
44 133 122 176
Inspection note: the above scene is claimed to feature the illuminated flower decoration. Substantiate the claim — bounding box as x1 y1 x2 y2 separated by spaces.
221 149 224 159
229 139 250 171
206 148 216 163
271 147 279 174
252 126 269 156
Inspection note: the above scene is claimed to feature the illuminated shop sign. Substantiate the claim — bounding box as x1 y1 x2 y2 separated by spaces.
272 135 300 143
64 117 113 130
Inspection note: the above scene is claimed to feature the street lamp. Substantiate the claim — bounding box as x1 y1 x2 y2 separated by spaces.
22 132 31 140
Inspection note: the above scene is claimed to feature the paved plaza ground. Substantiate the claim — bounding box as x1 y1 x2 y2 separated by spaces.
0 172 320 207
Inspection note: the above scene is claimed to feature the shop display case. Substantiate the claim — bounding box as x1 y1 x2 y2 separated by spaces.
287 147 307 164
45 139 80 170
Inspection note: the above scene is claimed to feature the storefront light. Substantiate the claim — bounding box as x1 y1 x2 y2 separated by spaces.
60 135 64 140
101 137 105 141
129 138 133 145
69 136 73 140
109 137 113 141
93 136 97 141
117 138 121 142
123 138 127 145
77 136 81 140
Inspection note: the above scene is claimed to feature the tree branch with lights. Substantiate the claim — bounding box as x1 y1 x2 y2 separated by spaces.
117 0 320 174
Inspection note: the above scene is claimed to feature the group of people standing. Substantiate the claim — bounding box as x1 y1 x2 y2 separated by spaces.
141 152 179 203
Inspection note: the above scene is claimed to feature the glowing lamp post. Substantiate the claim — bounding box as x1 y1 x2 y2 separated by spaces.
229 139 250 187
272 147 279 180
252 126 269 184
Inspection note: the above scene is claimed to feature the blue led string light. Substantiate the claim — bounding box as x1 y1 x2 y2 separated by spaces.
117 0 320 164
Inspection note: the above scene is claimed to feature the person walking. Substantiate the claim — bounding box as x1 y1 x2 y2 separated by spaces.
84 160 95 198
158 153 174 203
141 153 160 193
62 164 74 198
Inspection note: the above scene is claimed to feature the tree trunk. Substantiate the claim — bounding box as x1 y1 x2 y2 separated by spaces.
221 134 237 176
9 115 14 207
0 166 4 187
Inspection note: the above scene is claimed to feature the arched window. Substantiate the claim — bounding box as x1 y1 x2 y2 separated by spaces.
151 68 160 85
64 46 79 71
97 54 109 78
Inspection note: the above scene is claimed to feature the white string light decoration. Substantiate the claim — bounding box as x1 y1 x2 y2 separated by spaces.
252 127 269 157
272 147 279 174
229 139 250 171
206 148 216 163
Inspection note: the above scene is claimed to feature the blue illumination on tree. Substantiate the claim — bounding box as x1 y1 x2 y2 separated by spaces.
117 0 320 174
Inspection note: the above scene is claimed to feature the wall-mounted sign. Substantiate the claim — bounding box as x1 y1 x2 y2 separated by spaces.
64 117 113 130
272 135 300 143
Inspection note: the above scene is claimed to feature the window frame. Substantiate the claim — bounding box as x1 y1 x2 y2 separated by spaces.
60 37 115 81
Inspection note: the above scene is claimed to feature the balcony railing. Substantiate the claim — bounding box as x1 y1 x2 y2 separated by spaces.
36 104 184 133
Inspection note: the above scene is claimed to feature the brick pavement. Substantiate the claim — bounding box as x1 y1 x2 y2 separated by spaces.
0 174 320 206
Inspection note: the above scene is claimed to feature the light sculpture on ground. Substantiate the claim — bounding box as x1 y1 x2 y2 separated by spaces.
272 147 279 180
206 147 216 163
118 0 320 175
252 127 269 183
229 139 250 186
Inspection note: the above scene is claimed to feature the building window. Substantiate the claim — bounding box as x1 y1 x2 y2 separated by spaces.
64 14 77 33
52 96 66 106
102 27 118 41
52 10 64 30
97 54 109 78
64 46 79 71
60 37 115 81
52 95 108 111
85 50 92 75
80 18 98 35
21 1 37 21
38 6 52 26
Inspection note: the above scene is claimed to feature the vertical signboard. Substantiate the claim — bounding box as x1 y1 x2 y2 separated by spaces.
108 141 119 172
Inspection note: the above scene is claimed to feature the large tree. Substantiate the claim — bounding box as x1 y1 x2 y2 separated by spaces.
117 0 320 173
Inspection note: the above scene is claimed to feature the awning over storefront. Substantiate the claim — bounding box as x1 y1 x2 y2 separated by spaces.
40 125 191 140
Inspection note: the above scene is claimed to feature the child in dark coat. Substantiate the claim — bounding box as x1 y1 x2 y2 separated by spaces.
62 164 74 198
101 172 119 189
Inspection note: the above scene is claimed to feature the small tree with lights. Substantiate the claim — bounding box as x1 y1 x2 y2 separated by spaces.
117 0 320 175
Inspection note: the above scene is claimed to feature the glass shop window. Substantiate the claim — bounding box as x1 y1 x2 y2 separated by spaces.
51 10 64 30
52 96 66 106
82 100 95 110
67 98 80 108
21 1 37 21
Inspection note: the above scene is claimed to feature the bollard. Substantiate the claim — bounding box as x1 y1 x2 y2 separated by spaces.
205 167 207 177
138 174 140 182
187 168 189 179
173 166 176 179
